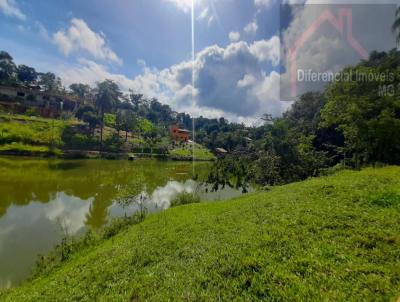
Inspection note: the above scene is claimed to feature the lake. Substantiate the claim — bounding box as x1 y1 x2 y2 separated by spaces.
0 156 250 288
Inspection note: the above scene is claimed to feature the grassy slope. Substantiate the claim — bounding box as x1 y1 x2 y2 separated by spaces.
170 143 216 161
2 167 400 301
0 114 68 155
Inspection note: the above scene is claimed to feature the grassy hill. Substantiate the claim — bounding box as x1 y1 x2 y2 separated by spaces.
0 114 69 156
1 167 400 301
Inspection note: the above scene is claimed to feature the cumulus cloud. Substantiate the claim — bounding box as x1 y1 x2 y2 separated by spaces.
59 36 284 123
249 36 280 66
53 18 122 65
229 31 241 42
0 0 26 20
244 20 258 34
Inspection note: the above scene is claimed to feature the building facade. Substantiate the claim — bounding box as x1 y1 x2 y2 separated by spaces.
170 124 190 142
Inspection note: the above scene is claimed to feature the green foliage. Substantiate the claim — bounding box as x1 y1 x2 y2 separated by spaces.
0 51 17 85
136 117 154 134
0 143 61 156
103 113 116 128
0 115 66 147
320 50 400 165
370 192 400 208
65 133 97 150
170 144 215 161
3 167 400 301
252 151 282 185
39 72 62 92
69 83 92 99
170 192 200 207
17 65 37 84
24 108 39 117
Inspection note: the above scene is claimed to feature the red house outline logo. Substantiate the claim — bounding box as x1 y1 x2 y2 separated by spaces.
287 7 369 97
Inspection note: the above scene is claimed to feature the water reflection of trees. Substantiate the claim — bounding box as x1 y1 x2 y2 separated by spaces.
0 158 212 228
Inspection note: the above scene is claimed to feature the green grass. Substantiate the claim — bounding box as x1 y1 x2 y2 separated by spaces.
0 143 61 156
170 143 216 161
2 168 400 301
0 114 68 148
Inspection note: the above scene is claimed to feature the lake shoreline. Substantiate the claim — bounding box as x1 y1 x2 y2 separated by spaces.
0 150 216 161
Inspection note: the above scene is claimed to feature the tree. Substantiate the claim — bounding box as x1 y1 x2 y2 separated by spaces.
320 51 400 165
0 51 17 84
128 90 143 111
17 65 37 84
82 112 99 135
117 110 137 142
69 83 92 100
39 72 62 92
76 104 96 120
95 80 121 150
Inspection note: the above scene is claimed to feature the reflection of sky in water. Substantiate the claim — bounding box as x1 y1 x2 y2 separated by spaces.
109 180 251 216
0 193 91 288
0 179 248 288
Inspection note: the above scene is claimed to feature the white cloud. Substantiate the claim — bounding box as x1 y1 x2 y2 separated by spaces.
255 0 274 7
249 36 280 66
164 0 193 13
53 18 122 65
0 0 26 20
229 31 241 42
59 36 285 124
244 20 258 34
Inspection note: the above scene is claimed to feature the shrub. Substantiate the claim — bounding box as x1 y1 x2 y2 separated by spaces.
25 108 39 116
104 113 116 128
170 192 200 207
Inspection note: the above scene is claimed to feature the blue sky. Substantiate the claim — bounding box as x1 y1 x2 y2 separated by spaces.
0 0 397 123
0 0 283 123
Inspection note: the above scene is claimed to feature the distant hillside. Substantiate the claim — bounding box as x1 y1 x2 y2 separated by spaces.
2 167 400 301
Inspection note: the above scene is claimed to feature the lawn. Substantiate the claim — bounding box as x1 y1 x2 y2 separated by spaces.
170 143 216 161
1 167 400 301
0 114 68 150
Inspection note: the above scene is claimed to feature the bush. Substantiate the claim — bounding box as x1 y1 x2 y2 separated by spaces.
170 192 200 207
25 108 39 116
104 113 116 128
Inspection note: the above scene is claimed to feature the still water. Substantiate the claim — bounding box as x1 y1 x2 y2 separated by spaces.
0 156 249 288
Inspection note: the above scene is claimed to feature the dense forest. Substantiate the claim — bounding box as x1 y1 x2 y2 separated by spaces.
208 49 400 188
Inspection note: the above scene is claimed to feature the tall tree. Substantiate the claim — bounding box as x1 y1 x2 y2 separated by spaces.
0 51 17 84
39 72 62 92
128 89 143 111
17 65 37 84
95 80 121 150
69 83 92 100
117 110 137 142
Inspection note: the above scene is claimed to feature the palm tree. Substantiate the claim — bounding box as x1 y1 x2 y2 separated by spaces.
95 80 121 151
393 6 400 46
